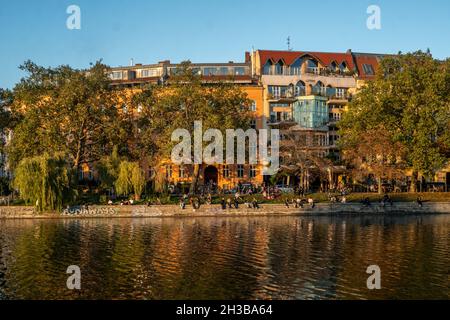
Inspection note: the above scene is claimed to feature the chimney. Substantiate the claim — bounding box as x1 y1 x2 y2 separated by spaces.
130 58 134 66
245 51 251 63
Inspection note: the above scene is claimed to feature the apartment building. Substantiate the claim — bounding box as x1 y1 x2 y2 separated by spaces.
105 55 265 191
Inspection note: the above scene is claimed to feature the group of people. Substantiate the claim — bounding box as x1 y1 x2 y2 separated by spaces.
177 191 261 211
284 197 316 209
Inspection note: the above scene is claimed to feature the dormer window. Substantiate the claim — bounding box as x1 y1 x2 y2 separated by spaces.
362 64 375 75
263 60 273 75
275 60 284 75
339 62 348 72
330 61 338 71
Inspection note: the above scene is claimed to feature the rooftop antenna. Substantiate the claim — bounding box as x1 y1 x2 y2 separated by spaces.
287 37 292 51
130 58 134 67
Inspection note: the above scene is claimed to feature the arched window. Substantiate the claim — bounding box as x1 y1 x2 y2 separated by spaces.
275 60 284 75
295 81 306 96
307 59 318 68
305 58 319 74
263 60 273 75
312 81 326 95
290 58 303 75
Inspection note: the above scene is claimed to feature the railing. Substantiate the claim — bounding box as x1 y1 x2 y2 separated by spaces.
263 66 356 78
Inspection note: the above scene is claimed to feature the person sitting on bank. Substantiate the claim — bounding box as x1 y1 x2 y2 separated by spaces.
234 197 240 209
417 196 423 208
227 198 233 209
252 198 260 209
179 197 186 210
307 197 315 208
220 198 226 210
362 197 371 207
285 198 290 208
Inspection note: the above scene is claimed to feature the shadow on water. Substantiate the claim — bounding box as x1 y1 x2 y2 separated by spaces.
0 214 448 300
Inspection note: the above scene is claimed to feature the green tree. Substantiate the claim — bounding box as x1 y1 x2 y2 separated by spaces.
339 51 450 192
115 161 146 199
131 61 252 194
7 61 130 180
13 153 76 211
95 145 121 191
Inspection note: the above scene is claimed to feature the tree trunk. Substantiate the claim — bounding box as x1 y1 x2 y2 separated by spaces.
328 169 333 190
410 171 418 193
190 164 201 195
378 176 383 194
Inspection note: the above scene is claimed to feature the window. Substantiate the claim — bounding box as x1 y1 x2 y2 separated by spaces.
237 165 244 178
141 69 160 77
166 165 172 179
263 61 273 75
223 165 230 178
275 60 284 75
203 67 218 76
330 61 338 71
250 100 257 112
250 119 256 129
336 88 347 99
250 165 257 178
295 81 306 96
110 71 123 80
234 67 246 75
179 166 185 178
362 64 375 75
219 67 229 75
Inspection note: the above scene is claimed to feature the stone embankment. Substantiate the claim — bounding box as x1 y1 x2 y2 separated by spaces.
1 202 449 219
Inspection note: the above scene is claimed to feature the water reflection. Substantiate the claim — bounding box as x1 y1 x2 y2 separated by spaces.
0 215 448 300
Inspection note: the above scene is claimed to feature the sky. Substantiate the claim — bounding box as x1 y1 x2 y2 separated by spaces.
1 0 449 89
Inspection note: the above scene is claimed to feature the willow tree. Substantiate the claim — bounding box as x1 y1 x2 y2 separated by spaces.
131 61 253 194
13 153 76 212
115 161 146 200
339 51 450 192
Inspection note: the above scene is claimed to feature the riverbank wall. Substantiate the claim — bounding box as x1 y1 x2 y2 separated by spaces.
1 202 450 219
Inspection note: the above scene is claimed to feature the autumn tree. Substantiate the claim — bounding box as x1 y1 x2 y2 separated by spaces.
339 51 450 192
131 61 253 194
279 129 335 192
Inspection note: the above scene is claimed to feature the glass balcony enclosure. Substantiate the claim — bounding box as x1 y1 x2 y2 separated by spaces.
293 96 329 129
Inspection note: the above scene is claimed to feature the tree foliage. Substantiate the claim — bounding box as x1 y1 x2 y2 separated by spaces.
115 161 145 199
7 61 130 175
339 51 450 191
13 153 76 211
131 61 253 193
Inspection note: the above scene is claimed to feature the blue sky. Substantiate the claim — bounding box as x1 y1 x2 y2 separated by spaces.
1 0 449 89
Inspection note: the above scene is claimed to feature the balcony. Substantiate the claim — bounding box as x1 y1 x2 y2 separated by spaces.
327 93 351 104
263 65 356 78
268 117 297 128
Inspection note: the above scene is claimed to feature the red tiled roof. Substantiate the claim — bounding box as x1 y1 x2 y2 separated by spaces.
258 50 356 70
353 55 381 79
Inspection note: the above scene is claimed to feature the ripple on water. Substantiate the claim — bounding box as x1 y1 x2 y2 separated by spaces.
0 215 448 300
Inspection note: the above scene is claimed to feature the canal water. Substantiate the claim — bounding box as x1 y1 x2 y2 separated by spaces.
0 215 448 300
